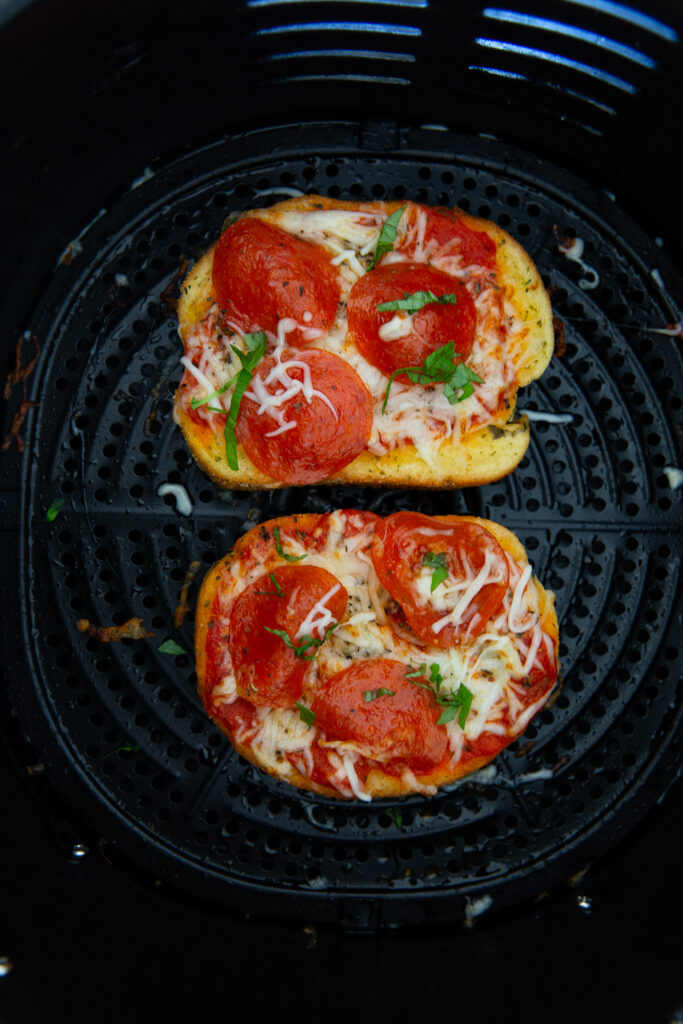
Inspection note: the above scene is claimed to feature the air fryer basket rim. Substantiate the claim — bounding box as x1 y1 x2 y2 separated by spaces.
1 112 681 927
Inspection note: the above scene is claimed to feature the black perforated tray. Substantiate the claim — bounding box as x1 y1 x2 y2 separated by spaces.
2 123 682 927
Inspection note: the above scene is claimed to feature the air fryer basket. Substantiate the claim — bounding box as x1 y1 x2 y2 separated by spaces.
1 2 682 928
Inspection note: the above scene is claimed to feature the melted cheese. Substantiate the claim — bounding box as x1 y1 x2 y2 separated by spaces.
241 347 338 437
250 707 316 776
557 234 600 290
212 674 237 705
295 583 342 639
157 482 193 517
378 311 414 341
415 546 507 640
342 753 372 801
508 564 533 632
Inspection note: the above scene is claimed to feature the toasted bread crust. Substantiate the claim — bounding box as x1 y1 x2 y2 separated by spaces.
195 513 559 798
175 196 554 490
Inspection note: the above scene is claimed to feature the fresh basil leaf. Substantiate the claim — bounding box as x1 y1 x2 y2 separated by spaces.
423 340 457 379
429 663 443 687
376 290 458 313
256 573 284 597
423 551 447 570
45 498 65 522
294 701 316 728
264 626 314 660
385 807 404 829
456 684 474 729
430 565 448 592
102 744 140 760
269 572 284 595
222 333 268 469
265 621 337 660
264 626 293 645
273 525 306 562
293 635 320 658
367 205 406 271
191 334 266 411
407 666 473 730
382 367 414 413
443 363 484 405
423 551 448 592
224 368 252 471
158 639 187 656
244 330 268 353
405 664 427 679
381 340 483 414
190 375 237 409
363 688 396 703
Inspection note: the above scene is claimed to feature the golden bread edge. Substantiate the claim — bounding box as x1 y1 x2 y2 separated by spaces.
174 196 554 490
194 513 559 799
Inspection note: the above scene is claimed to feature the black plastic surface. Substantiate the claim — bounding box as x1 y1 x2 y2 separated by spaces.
0 727 682 1023
1 124 681 925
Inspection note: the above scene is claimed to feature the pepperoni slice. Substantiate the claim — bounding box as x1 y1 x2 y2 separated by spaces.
371 512 509 647
235 348 372 484
212 217 341 345
397 203 497 269
311 659 447 773
229 565 348 707
346 262 476 378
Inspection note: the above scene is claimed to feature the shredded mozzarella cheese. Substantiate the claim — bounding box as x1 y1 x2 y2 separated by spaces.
295 584 342 639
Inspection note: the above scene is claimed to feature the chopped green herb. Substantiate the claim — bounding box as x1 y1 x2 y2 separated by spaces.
429 566 448 591
385 807 404 829
423 551 448 593
158 639 187 656
363 688 396 703
294 701 316 728
256 572 284 597
189 330 267 410
367 205 406 270
429 662 443 689
381 341 483 414
437 685 473 728
273 525 306 562
45 498 65 522
405 663 427 679
443 361 483 405
407 666 473 729
265 621 338 660
376 290 458 314
102 744 140 760
224 331 268 471
190 377 237 410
